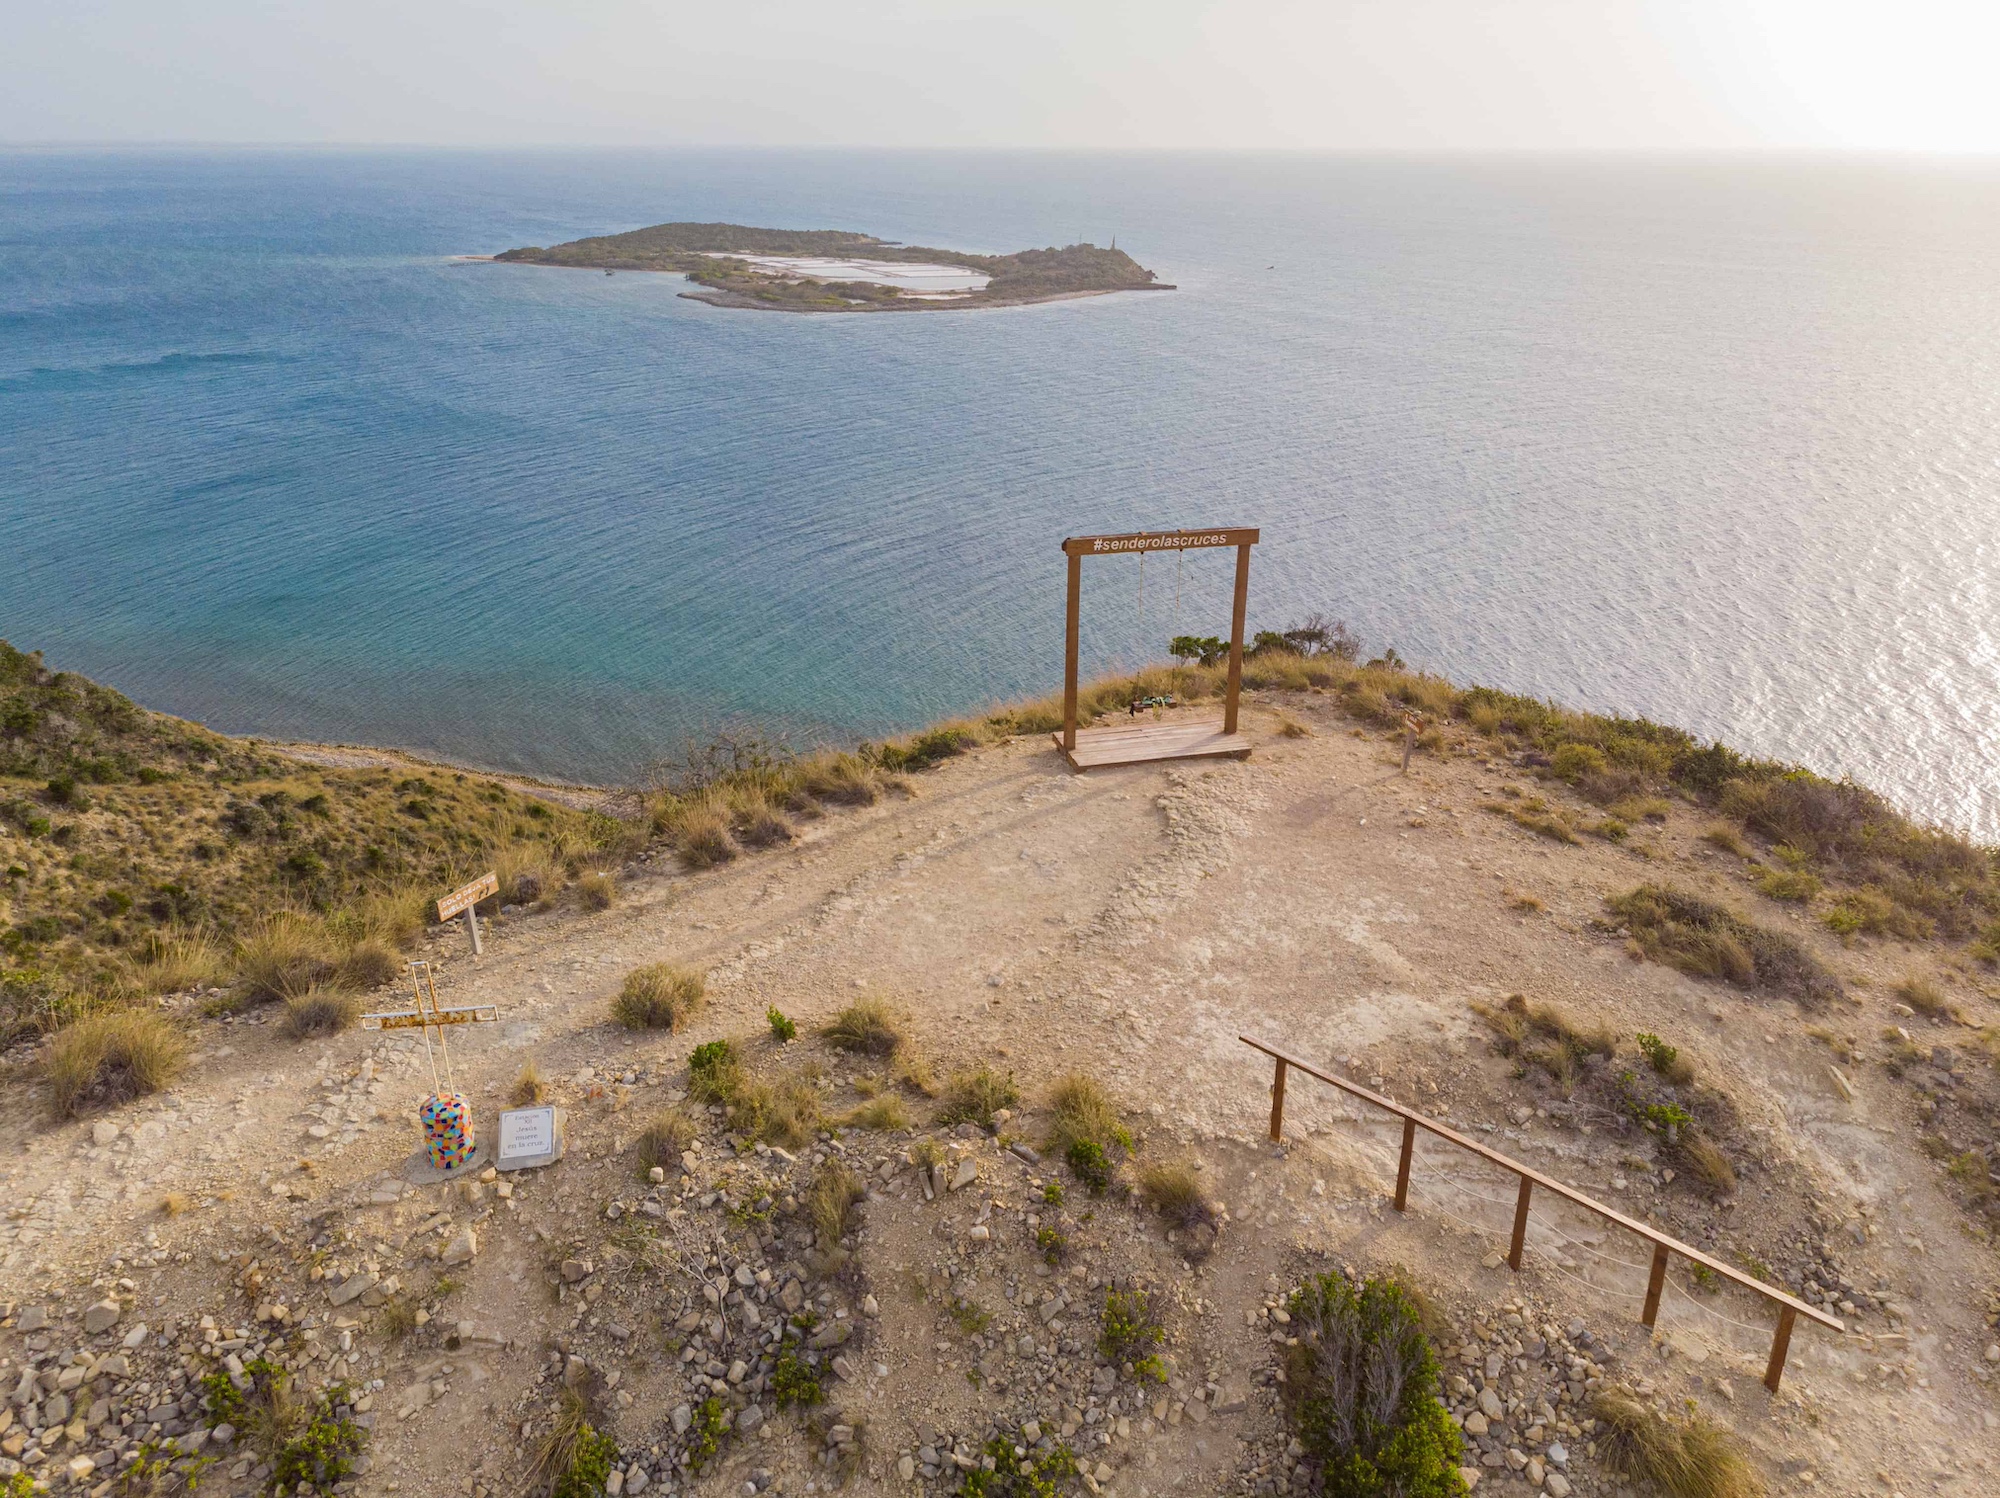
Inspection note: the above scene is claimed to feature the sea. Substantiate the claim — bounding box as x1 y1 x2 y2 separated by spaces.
3 149 1997 835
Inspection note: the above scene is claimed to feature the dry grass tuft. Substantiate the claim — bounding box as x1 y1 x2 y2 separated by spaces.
638 1110 699 1172
733 1072 822 1148
1702 825 1750 857
45 1009 190 1117
127 925 226 996
841 1096 911 1131
798 754 879 807
1273 714 1312 739
233 912 336 1004
824 997 903 1057
512 1059 548 1105
935 1066 1019 1129
158 1191 190 1217
612 963 705 1031
1047 1073 1128 1156
333 938 400 992
1895 974 1950 1018
1679 1133 1737 1195
281 985 361 1040
576 870 618 911
1137 1159 1219 1232
1591 1389 1764 1498
1474 994 1615 1089
808 1159 865 1247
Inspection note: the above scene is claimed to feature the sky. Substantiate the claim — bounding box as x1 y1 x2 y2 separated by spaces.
5 0 1999 151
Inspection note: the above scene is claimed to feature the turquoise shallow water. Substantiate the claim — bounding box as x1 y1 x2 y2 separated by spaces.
3 150 1998 833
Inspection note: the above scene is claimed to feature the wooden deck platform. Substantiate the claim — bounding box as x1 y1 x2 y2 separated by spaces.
1052 718 1251 771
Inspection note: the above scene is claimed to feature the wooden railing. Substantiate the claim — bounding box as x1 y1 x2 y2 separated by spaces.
1241 1036 1842 1392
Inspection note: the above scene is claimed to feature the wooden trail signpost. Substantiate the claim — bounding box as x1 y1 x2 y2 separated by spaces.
437 871 498 955
1055 527 1258 771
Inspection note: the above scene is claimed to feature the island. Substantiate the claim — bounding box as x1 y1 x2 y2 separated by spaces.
490 220 1174 312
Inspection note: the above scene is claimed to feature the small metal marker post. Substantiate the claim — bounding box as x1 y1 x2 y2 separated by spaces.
435 871 499 957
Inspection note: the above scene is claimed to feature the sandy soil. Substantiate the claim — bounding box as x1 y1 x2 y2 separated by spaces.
3 693 1996 1497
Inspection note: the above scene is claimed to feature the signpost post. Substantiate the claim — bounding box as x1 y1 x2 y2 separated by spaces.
436 871 499 956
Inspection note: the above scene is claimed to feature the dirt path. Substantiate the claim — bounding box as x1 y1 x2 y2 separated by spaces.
2 697 1995 1496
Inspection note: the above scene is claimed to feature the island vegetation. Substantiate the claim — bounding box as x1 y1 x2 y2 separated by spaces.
492 220 1172 312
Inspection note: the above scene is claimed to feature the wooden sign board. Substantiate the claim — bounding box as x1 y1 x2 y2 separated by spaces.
1061 528 1258 557
495 1105 565 1171
436 871 499 922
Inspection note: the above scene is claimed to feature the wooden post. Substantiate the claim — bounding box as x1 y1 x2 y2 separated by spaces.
1508 1176 1533 1270
1393 1117 1416 1211
1401 717 1418 774
1268 1058 1288 1141
1223 541 1251 735
1641 1242 1670 1328
1063 550 1082 753
463 904 482 957
1763 1305 1798 1393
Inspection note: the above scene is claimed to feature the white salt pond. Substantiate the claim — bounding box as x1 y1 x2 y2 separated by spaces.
707 253 990 297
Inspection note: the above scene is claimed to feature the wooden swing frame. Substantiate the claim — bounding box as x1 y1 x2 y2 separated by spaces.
1054 527 1259 770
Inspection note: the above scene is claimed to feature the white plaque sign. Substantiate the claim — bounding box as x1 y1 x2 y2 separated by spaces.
495 1106 564 1170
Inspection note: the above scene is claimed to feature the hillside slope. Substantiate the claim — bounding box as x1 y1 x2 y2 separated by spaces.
1 673 1995 1498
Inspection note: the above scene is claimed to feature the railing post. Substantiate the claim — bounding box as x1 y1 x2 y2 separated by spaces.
1763 1305 1798 1394
1393 1117 1416 1211
1507 1177 1533 1270
1641 1242 1670 1328
1268 1058 1287 1142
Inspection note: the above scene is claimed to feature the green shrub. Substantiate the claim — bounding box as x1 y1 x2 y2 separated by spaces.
1035 1226 1068 1265
686 1395 728 1472
1636 1032 1695 1084
1067 1139 1112 1194
771 1343 824 1408
1551 743 1608 781
767 1006 797 1041
1283 1269 1466 1498
960 1434 1077 1498
1099 1289 1164 1364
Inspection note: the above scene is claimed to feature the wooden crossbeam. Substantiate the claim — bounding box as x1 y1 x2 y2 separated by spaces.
361 1005 497 1031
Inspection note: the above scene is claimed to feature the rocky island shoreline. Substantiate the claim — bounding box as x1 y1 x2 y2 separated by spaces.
488 222 1175 313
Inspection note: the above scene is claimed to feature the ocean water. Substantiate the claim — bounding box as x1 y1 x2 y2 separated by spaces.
3 149 1997 834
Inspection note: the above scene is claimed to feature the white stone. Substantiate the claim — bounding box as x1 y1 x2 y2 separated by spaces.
1544 1474 1570 1497
950 1158 978 1192
91 1122 119 1147
121 1324 149 1349
1477 1388 1504 1420
441 1227 478 1265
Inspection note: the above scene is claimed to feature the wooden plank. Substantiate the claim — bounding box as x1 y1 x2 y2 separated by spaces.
436 871 499 921
1052 720 1252 770
1237 1035 1842 1332
1063 528 1259 557
1268 1059 1287 1141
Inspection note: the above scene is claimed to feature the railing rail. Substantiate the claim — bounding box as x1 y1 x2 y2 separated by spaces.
1240 1035 1841 1392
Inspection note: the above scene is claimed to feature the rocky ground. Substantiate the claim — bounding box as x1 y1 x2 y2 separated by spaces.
3 690 1999 1497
